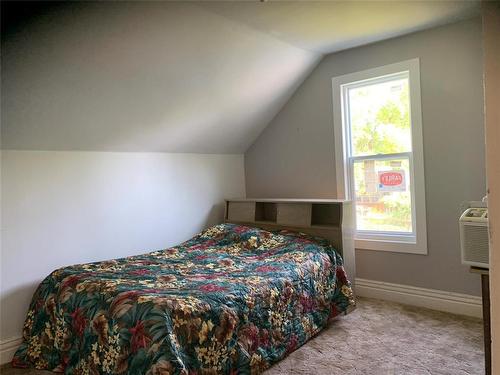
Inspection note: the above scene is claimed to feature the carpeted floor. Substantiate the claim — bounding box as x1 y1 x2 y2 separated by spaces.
266 297 484 375
1 297 484 375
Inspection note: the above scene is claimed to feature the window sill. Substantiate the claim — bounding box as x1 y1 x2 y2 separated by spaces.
355 238 428 255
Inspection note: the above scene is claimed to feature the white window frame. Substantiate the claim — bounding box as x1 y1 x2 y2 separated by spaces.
332 58 427 254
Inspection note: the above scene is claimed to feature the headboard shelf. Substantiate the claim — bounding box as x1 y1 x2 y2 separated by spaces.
224 198 356 289
228 219 341 231
310 224 341 229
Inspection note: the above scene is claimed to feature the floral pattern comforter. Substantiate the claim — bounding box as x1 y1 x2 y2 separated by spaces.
12 223 354 374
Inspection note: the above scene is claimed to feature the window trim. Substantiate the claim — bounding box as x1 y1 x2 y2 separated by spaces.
332 58 427 255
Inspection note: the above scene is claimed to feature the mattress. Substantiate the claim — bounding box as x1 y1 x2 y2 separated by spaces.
12 223 354 374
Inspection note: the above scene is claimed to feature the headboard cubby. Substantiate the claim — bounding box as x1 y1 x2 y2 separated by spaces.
255 202 278 223
224 198 356 288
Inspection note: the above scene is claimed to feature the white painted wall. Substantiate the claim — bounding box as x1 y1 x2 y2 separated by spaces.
0 151 245 345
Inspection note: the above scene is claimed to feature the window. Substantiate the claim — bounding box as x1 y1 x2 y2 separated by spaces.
332 59 427 254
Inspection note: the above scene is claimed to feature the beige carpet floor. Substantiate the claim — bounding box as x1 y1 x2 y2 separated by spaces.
1 297 484 375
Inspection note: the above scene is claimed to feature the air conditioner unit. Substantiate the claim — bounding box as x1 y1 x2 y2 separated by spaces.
460 206 489 268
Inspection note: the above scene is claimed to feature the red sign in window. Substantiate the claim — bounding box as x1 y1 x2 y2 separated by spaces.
380 172 403 185
378 170 406 192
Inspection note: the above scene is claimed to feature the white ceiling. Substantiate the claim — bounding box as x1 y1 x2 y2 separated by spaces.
1 1 480 153
198 1 480 54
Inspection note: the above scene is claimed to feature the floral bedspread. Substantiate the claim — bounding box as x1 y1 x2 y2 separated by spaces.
13 223 354 374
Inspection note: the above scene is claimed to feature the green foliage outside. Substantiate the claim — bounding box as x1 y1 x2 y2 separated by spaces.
351 81 410 155
350 80 413 232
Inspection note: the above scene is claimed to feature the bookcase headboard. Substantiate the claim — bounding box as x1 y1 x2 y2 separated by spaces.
224 198 356 288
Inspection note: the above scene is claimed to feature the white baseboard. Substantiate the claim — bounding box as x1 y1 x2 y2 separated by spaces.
0 337 22 365
355 278 483 318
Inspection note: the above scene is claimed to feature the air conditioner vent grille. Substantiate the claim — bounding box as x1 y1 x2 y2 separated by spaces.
460 206 489 268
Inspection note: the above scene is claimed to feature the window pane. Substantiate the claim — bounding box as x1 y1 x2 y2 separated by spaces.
348 76 411 156
353 157 412 233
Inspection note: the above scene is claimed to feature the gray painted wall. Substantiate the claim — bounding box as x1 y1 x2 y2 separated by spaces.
245 18 485 296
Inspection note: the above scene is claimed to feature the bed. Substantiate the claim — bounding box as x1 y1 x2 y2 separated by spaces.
12 200 355 374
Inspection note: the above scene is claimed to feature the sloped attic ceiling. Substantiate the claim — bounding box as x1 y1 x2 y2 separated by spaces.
1 1 319 153
1 1 479 153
